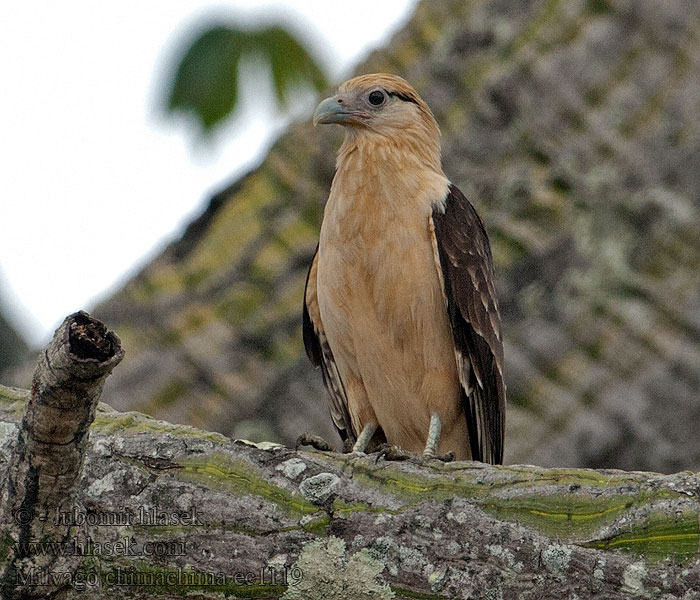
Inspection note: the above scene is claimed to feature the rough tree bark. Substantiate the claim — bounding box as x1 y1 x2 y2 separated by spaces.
0 312 124 599
0 314 699 599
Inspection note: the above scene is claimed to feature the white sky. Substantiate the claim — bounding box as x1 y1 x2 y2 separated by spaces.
0 0 416 346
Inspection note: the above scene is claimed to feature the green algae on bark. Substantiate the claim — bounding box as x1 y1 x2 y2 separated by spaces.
3 386 700 597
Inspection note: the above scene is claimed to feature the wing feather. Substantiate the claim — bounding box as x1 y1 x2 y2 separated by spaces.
303 246 356 444
432 184 505 464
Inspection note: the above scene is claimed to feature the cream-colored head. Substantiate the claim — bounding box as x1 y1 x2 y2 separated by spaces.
314 73 442 172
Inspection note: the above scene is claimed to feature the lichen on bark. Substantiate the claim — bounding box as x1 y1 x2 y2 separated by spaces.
2 379 700 598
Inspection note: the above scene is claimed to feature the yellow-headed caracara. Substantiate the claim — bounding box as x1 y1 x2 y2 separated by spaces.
303 74 505 464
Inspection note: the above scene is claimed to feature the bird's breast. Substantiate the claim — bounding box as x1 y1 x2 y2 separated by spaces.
316 174 453 370
315 171 465 454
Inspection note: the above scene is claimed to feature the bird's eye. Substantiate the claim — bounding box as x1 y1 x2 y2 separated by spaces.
368 90 385 106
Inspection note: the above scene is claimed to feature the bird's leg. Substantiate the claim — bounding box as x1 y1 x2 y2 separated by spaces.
423 413 441 458
351 421 378 454
374 414 447 463
422 414 455 462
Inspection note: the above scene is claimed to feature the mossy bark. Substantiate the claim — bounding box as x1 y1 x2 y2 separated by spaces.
0 384 698 599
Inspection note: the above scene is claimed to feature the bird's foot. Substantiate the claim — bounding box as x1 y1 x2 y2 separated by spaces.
295 432 336 452
374 444 455 464
423 449 456 463
373 444 414 462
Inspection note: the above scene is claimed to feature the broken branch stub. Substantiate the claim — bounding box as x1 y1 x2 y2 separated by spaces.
0 311 124 599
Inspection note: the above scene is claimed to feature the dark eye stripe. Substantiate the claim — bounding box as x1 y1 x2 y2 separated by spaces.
387 91 419 105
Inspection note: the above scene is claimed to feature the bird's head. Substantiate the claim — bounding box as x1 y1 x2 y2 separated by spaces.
313 74 441 170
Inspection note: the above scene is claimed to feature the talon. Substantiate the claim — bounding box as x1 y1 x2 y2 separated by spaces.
375 443 414 462
296 433 335 452
430 451 455 463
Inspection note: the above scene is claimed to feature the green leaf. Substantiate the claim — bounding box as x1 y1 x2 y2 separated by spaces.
251 26 328 106
164 21 329 136
167 25 246 132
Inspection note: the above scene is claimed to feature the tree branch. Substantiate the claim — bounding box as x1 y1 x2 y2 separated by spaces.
0 312 123 599
0 313 699 598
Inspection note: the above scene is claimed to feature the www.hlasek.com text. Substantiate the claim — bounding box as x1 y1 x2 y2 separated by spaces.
13 536 187 558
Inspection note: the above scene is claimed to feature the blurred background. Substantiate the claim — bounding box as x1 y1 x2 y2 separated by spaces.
2 0 699 473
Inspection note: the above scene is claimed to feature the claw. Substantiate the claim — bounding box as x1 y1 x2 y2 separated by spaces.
429 451 456 463
373 444 455 464
374 444 414 462
296 432 336 452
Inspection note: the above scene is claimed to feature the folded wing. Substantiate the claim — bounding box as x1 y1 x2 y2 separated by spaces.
431 184 505 464
303 247 356 445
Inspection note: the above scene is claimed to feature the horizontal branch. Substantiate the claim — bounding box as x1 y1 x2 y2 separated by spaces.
0 383 699 599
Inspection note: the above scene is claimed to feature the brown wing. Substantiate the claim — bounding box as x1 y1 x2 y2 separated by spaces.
303 246 356 445
431 184 505 464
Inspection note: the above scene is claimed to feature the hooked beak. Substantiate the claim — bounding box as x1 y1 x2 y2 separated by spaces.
313 96 355 126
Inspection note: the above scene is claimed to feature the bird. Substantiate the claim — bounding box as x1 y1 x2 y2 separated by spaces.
302 73 505 464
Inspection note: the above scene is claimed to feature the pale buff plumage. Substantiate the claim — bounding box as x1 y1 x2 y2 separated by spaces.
304 73 505 462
